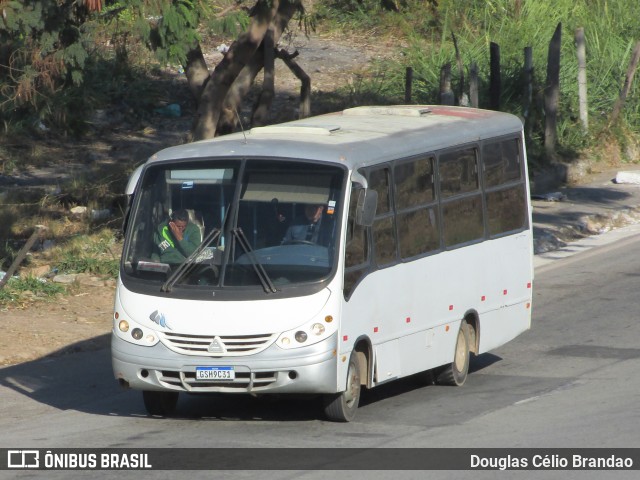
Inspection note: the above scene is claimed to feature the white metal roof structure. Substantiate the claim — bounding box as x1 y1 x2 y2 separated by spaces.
146 105 524 170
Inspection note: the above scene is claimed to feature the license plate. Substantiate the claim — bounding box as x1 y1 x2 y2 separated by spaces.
195 366 235 381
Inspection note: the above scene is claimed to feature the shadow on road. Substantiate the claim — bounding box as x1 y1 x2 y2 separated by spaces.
0 337 504 422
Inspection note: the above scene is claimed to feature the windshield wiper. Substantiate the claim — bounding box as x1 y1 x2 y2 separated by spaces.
232 227 277 294
161 228 221 293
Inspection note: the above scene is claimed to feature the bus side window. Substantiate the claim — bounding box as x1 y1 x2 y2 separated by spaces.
482 138 521 188
486 184 527 235
483 138 528 236
442 195 484 246
439 148 484 247
368 166 397 267
344 186 369 298
439 147 479 198
395 156 440 259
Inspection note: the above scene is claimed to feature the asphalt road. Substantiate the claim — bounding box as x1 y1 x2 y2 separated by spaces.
1 226 640 479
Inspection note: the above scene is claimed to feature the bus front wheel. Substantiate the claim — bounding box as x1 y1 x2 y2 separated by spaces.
323 351 361 422
143 390 179 416
435 320 470 386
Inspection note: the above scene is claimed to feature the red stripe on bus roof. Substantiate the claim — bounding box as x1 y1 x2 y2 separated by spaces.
429 106 495 119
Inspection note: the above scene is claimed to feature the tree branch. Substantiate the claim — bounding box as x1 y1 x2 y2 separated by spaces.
193 0 280 140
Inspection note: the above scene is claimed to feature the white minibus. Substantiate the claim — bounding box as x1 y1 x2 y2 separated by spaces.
112 105 533 421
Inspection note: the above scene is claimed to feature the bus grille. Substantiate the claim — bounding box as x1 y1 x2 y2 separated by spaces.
158 369 278 392
158 331 277 357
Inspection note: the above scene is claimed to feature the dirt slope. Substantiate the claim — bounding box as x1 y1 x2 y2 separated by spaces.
0 280 116 366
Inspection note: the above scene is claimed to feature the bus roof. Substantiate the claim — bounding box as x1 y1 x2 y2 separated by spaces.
148 105 524 170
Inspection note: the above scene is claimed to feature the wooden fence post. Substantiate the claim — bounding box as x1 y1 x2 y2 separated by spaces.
452 32 465 105
575 27 589 133
469 62 479 108
0 226 48 290
490 42 501 110
610 40 640 124
440 63 454 105
405 67 413 104
545 23 562 156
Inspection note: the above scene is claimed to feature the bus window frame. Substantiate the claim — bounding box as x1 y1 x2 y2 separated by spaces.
343 134 529 301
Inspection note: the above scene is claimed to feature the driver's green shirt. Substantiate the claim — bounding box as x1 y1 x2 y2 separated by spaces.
153 222 201 263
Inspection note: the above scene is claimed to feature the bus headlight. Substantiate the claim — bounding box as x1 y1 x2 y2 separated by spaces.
113 312 160 347
311 323 325 335
277 315 337 349
131 328 143 340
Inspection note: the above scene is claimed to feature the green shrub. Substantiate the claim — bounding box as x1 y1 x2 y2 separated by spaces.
0 276 66 307
52 230 120 278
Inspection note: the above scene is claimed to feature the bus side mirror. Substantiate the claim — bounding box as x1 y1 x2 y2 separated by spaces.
122 194 134 235
125 165 143 195
356 189 377 227
122 165 143 235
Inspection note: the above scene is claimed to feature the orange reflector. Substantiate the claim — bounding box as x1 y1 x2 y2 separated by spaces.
114 312 119 320
526 303 531 309
445 325 450 332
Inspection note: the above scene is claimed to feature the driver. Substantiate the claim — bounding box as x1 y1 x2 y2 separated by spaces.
282 204 324 244
154 209 202 262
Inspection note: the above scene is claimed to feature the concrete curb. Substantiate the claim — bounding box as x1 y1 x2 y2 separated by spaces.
531 163 640 256
533 205 640 254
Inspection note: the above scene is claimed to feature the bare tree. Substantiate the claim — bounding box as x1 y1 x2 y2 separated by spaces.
179 1 304 140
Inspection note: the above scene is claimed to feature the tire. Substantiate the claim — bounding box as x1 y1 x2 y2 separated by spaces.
323 351 362 422
435 320 470 386
143 390 179 416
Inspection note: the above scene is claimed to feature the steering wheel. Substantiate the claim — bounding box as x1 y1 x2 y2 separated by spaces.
282 240 316 246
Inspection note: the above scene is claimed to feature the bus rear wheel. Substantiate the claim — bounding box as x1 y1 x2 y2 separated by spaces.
436 320 470 386
323 351 361 422
143 390 179 416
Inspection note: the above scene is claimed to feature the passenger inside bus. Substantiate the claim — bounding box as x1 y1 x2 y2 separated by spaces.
282 204 325 245
153 209 202 263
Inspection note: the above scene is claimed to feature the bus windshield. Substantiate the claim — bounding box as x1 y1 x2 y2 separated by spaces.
122 158 346 294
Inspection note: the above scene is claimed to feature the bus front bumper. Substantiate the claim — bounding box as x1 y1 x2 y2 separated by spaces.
111 332 339 394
